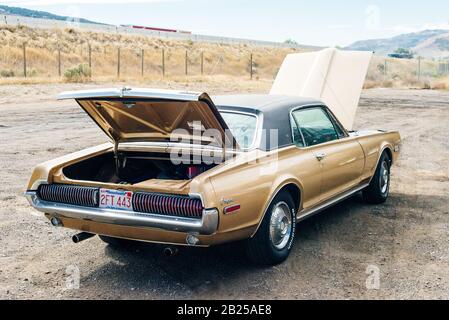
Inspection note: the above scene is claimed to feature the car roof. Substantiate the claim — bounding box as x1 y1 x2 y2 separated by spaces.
213 94 326 151
212 94 323 113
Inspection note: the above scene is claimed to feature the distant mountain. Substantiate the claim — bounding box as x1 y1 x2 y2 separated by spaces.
0 5 105 25
346 30 449 59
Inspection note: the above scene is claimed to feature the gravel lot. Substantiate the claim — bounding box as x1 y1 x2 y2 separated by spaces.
0 83 448 300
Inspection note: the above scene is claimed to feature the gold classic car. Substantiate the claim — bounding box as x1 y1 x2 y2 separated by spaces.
25 87 401 265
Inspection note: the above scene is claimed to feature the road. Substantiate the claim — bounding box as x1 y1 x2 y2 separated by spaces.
0 83 448 299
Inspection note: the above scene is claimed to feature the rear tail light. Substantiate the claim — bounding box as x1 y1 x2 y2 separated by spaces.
187 166 204 179
133 192 204 219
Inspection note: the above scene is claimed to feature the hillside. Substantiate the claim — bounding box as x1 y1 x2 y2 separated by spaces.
0 5 104 25
0 24 297 81
346 29 449 59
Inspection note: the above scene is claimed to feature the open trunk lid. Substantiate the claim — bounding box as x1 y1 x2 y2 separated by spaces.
58 87 238 149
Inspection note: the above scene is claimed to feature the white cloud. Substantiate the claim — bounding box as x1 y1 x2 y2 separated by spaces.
0 0 181 5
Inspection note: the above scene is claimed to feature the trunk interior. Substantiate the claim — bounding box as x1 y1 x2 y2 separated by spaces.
62 152 217 185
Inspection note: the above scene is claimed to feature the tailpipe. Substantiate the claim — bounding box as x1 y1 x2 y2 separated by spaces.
72 232 95 244
163 246 179 257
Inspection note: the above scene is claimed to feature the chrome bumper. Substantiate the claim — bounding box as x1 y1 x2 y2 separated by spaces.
25 191 218 235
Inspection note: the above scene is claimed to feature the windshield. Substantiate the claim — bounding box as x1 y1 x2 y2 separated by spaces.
219 111 258 149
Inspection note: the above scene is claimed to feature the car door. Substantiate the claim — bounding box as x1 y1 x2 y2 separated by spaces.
291 106 365 203
289 113 322 210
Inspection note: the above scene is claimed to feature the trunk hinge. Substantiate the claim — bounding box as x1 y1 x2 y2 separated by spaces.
109 128 123 176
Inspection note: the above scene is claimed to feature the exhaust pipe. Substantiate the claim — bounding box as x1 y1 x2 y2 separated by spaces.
163 246 179 257
72 232 95 244
50 217 63 227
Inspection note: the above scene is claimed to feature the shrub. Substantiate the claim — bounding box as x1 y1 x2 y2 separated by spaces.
64 64 91 83
0 69 15 78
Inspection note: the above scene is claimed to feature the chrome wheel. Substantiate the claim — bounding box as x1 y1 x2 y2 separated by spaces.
380 161 390 195
269 201 293 250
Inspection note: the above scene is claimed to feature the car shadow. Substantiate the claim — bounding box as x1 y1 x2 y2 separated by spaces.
77 192 447 299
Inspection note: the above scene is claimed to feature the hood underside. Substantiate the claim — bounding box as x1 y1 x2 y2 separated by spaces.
270 48 373 130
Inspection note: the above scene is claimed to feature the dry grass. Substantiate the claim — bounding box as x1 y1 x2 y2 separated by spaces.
0 25 297 81
430 77 449 90
364 55 447 89
1 25 449 89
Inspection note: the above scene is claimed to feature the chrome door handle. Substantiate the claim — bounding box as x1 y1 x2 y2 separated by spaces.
316 153 326 161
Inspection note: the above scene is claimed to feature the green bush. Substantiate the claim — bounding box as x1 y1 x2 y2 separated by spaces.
0 69 15 78
64 64 91 83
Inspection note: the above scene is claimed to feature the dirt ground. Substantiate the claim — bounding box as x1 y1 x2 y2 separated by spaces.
0 81 448 300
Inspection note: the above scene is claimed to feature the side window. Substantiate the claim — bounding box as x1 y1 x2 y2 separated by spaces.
290 114 305 147
292 107 339 146
326 109 347 139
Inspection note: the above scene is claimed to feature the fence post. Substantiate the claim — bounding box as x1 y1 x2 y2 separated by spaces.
250 53 253 80
23 43 27 78
141 49 144 77
185 50 188 76
418 57 421 81
58 48 61 77
88 44 92 69
384 59 387 75
117 47 121 78
162 48 165 77
201 51 204 76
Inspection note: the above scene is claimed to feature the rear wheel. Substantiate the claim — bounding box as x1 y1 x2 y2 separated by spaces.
363 152 391 204
245 191 296 266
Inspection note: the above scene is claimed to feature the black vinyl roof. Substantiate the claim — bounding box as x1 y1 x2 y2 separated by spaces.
213 94 325 151
213 94 322 113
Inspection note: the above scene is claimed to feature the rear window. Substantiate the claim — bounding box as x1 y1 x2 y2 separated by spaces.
220 112 258 149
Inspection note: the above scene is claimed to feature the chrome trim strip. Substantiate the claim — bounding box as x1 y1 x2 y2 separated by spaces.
118 141 242 156
297 183 369 221
289 104 350 150
58 87 203 101
25 191 218 235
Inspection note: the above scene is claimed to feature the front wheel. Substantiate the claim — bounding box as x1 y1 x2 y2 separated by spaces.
363 152 391 204
245 191 296 266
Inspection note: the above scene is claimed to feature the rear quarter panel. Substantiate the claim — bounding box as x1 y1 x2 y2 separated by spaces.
26 143 113 190
207 146 321 235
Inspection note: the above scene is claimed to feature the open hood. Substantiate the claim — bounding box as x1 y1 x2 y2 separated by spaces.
270 48 373 130
58 88 238 149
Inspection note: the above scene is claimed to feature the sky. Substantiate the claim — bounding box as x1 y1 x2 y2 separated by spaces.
1 0 449 46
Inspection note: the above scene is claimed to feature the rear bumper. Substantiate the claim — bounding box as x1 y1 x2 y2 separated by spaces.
25 191 219 236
